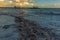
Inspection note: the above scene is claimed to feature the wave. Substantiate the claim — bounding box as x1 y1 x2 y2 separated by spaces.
34 11 60 15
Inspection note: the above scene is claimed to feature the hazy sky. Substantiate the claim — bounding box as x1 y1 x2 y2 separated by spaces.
34 0 60 8
0 0 60 8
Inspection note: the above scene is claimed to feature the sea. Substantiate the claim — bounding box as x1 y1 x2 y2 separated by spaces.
24 8 60 40
0 8 60 40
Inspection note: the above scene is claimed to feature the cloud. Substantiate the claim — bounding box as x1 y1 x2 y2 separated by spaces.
0 0 4 1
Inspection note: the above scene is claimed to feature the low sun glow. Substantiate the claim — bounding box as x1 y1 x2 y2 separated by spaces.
0 0 4 1
16 0 34 7
9 1 13 3
19 2 34 7
20 3 22 6
30 3 34 6
24 2 29 5
0 0 34 7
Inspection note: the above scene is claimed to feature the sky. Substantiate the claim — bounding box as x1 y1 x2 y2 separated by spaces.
34 0 60 8
0 0 60 8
